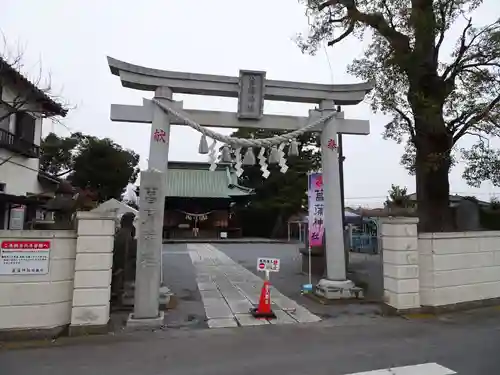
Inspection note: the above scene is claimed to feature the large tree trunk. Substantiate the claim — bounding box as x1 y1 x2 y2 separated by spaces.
409 71 455 232
414 123 454 232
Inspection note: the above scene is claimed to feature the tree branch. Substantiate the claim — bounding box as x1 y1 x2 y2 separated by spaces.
461 61 500 70
435 1 451 54
447 108 476 133
442 19 499 82
453 92 500 143
391 105 416 140
464 131 489 142
0 94 60 124
327 21 355 45
442 18 474 80
0 94 35 123
318 0 341 12
318 0 411 56
0 35 68 124
55 169 73 178
381 0 396 30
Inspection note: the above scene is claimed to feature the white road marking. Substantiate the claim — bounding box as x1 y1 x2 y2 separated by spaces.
344 362 456 375
187 243 321 328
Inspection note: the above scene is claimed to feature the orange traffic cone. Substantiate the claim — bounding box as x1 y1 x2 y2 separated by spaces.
250 280 276 319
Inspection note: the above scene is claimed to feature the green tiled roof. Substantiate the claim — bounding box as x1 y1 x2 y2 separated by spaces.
165 167 252 198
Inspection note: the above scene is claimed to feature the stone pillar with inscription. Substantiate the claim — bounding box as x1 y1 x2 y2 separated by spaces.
128 169 165 327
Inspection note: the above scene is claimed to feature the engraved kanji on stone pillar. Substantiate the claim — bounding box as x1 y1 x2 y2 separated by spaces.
133 169 164 319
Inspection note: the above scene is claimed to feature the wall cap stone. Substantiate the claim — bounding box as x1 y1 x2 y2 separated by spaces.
419 230 500 239
76 212 116 220
0 230 77 239
378 217 419 225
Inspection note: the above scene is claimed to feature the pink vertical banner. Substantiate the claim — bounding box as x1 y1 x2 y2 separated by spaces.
308 173 324 247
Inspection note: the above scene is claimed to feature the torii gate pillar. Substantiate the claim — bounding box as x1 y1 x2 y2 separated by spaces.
315 101 357 298
319 100 347 281
130 87 172 325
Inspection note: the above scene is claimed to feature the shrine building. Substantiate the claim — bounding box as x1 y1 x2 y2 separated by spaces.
159 161 252 239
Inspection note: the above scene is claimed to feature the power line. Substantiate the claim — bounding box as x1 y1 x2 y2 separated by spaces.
322 44 334 85
451 191 500 196
344 191 500 201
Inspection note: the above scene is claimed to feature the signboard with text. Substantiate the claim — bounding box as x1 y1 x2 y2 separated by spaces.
257 257 280 272
237 70 266 119
308 173 324 247
0 240 50 275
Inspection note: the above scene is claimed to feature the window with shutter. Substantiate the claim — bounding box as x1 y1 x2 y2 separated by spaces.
15 111 36 143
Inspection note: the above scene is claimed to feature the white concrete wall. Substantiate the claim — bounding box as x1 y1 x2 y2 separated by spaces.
0 82 45 196
419 231 500 306
381 217 500 310
0 212 116 333
380 217 420 310
70 212 115 328
0 230 77 330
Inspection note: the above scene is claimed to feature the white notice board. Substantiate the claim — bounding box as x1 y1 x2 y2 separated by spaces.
256 257 280 272
0 240 50 275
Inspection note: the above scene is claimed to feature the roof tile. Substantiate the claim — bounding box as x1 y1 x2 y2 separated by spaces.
166 168 251 198
0 57 67 116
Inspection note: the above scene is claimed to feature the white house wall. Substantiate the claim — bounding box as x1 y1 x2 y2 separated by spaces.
0 81 45 196
0 149 43 195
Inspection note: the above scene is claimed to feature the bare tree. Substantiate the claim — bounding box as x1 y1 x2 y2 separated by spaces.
0 33 68 124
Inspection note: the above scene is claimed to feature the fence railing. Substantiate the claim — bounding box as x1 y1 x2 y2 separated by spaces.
0 128 39 158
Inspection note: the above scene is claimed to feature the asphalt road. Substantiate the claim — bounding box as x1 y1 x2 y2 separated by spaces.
2 309 500 374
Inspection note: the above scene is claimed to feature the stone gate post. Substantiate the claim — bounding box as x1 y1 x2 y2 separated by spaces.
380 217 420 311
69 212 115 335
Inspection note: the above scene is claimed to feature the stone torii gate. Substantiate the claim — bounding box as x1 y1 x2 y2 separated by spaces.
107 57 372 327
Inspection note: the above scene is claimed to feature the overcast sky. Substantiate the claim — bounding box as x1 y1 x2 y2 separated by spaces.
2 0 499 207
